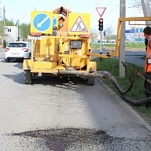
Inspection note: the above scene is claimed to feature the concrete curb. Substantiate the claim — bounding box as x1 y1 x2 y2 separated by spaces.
97 78 151 132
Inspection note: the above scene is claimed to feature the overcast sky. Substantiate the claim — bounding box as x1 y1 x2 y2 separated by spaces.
1 0 144 34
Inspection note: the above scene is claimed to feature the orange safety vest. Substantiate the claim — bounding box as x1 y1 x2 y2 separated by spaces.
145 40 151 72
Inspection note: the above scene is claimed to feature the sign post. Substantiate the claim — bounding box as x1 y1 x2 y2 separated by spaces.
96 7 106 56
99 30 103 56
98 18 103 55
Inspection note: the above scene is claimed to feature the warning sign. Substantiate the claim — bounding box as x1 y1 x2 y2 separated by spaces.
68 13 90 35
70 16 88 32
96 7 106 17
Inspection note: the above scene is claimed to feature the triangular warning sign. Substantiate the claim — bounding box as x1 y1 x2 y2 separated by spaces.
96 7 106 17
70 16 88 32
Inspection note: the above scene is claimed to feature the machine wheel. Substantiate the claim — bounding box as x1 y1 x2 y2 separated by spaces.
28 53 31 59
24 70 32 84
144 73 151 98
86 77 95 86
5 58 10 62
144 80 151 97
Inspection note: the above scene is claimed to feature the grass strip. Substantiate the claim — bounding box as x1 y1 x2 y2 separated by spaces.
95 58 151 118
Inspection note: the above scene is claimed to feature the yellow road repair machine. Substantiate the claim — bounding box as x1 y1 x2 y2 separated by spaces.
23 6 111 85
23 7 151 105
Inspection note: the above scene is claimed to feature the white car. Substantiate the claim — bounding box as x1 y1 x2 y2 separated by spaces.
5 41 31 62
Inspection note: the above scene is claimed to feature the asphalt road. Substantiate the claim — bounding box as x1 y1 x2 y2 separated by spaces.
125 50 145 67
93 49 146 67
0 49 151 150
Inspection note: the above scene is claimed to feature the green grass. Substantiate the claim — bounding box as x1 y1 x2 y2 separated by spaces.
125 43 145 49
91 43 145 50
136 106 151 114
95 58 151 117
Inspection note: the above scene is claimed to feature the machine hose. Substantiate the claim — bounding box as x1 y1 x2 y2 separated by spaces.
59 70 151 106
102 70 151 106
58 70 105 78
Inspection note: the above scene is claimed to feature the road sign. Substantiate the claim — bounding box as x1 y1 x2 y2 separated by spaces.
68 13 90 35
31 11 53 34
96 7 106 17
53 14 58 29
70 16 88 32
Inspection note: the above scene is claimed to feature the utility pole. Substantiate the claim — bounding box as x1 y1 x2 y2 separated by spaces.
141 0 151 25
17 19 19 41
119 0 126 78
3 6 5 40
17 17 25 41
3 6 6 48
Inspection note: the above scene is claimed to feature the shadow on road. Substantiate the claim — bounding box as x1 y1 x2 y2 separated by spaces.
33 76 87 90
13 62 23 69
2 72 88 89
3 72 25 84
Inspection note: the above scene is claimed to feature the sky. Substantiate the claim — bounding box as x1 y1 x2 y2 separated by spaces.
0 0 144 34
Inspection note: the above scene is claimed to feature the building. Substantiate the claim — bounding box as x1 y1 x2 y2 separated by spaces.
125 27 145 43
4 26 18 43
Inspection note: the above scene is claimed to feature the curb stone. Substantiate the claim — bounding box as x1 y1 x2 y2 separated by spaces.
97 78 151 132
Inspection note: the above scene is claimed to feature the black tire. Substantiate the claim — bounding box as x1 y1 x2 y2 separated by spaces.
28 53 31 59
86 77 95 86
5 58 10 62
24 70 32 84
144 73 151 97
144 81 151 97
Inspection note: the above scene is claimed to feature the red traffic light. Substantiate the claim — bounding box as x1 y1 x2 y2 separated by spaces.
98 18 103 31
99 18 103 22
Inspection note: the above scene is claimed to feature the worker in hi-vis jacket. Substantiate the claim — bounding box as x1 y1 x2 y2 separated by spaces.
143 26 151 97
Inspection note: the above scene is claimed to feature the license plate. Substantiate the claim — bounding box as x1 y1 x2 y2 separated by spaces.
11 53 19 55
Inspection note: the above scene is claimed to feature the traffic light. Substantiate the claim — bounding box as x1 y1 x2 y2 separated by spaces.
98 18 103 31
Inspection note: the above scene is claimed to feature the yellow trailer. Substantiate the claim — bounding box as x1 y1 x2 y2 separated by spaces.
23 6 110 85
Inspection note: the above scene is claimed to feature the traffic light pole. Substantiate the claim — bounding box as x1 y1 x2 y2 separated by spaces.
98 18 103 55
99 30 103 55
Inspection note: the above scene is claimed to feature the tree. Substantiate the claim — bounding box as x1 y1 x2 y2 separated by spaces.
129 0 151 11
0 18 15 36
104 26 114 41
20 23 30 40
5 19 15 26
90 29 99 43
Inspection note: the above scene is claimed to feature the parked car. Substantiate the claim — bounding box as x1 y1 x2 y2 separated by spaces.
4 41 31 62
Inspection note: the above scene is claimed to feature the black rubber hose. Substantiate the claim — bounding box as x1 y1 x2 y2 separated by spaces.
59 70 151 106
103 71 151 106
59 70 104 78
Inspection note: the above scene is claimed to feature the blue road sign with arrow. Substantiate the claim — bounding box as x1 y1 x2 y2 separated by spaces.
33 13 51 31
53 17 57 27
31 11 53 34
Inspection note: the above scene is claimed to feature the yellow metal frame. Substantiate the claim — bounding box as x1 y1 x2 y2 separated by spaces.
113 16 151 57
23 35 104 74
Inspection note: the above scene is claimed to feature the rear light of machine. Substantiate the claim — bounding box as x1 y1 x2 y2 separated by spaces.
80 34 90 38
64 45 69 54
22 48 28 52
5 48 10 52
70 40 82 49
